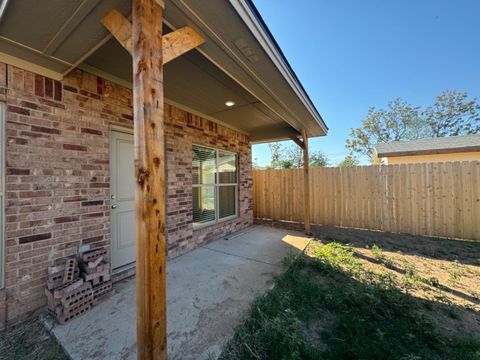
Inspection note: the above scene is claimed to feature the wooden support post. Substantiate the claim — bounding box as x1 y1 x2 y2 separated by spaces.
132 0 167 359
302 130 311 234
289 132 311 234
102 3 205 359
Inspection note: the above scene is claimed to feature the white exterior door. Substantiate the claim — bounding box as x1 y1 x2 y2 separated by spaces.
110 129 136 269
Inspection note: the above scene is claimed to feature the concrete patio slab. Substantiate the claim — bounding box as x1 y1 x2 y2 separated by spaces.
48 225 311 360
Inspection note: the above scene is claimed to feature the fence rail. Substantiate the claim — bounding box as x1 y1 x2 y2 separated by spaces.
253 161 480 240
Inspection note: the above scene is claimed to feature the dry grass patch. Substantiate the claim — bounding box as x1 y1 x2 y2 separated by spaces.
221 227 480 360
0 316 68 360
312 226 480 316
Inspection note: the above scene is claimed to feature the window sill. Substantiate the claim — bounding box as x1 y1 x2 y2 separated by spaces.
193 214 239 231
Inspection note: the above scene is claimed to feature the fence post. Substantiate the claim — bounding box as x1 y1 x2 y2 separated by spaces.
301 130 311 234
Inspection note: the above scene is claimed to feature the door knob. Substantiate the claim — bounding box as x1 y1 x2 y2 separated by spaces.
111 204 118 209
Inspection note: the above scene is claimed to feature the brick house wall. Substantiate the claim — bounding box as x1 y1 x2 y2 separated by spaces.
165 106 253 258
0 63 253 328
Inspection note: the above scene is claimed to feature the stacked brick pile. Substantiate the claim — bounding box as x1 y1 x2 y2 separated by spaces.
45 249 112 324
79 248 112 303
45 258 93 324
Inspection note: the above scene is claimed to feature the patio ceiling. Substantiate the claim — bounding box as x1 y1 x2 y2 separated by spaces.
0 0 328 142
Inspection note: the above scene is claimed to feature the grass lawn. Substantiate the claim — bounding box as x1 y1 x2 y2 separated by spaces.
220 228 480 360
0 317 68 360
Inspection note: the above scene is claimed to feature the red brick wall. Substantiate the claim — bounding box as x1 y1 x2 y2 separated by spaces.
165 106 253 257
0 64 252 327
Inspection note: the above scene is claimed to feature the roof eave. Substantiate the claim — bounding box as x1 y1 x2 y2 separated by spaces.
377 145 480 158
229 0 328 136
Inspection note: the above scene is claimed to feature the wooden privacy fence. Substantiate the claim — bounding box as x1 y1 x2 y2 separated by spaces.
253 161 480 241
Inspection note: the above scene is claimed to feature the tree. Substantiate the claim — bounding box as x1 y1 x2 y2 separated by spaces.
267 142 329 169
345 91 480 161
268 143 283 169
285 145 303 168
423 90 480 137
268 143 296 169
252 157 264 170
309 151 330 167
338 155 359 167
345 98 422 160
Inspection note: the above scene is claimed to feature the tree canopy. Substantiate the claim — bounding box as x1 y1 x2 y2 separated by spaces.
267 142 329 169
346 90 480 160
423 91 480 137
338 155 360 167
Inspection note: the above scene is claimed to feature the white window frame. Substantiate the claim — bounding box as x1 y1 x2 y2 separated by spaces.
0 102 5 289
192 144 238 230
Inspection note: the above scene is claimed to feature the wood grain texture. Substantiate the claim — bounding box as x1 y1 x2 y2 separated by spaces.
302 130 311 234
162 26 205 63
102 10 204 63
102 5 206 357
101 9 133 54
253 161 480 241
288 134 304 149
132 0 166 359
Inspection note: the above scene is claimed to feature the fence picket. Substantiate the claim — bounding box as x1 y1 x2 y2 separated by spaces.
253 161 480 240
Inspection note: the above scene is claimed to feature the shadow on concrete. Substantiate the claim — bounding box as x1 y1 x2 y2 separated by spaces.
48 225 311 360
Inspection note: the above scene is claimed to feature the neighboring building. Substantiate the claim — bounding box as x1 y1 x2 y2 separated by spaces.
0 1 328 328
372 135 480 165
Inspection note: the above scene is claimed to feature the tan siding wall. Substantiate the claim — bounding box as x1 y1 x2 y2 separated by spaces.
379 151 480 164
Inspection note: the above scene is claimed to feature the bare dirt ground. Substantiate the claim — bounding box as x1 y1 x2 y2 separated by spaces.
310 225 480 334
222 224 480 359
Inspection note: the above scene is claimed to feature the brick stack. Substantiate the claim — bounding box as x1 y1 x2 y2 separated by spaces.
45 258 93 324
45 249 112 324
79 248 112 305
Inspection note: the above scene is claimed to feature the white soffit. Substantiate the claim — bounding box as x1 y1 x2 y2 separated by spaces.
0 0 328 141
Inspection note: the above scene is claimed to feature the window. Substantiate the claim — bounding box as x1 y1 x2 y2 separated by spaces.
192 145 238 227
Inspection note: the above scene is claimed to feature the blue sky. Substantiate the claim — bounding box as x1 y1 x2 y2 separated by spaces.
251 0 480 166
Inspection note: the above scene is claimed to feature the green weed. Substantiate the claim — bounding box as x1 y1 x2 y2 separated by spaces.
220 241 480 360
448 260 466 283
371 244 395 268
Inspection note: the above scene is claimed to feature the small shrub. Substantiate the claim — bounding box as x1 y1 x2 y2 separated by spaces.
422 276 440 287
371 244 384 260
371 244 395 268
375 271 397 289
448 260 465 283
401 262 423 293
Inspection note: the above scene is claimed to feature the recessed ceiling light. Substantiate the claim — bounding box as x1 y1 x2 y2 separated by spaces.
225 100 235 107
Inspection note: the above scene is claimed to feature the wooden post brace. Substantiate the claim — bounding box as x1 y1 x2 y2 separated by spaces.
101 9 205 63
